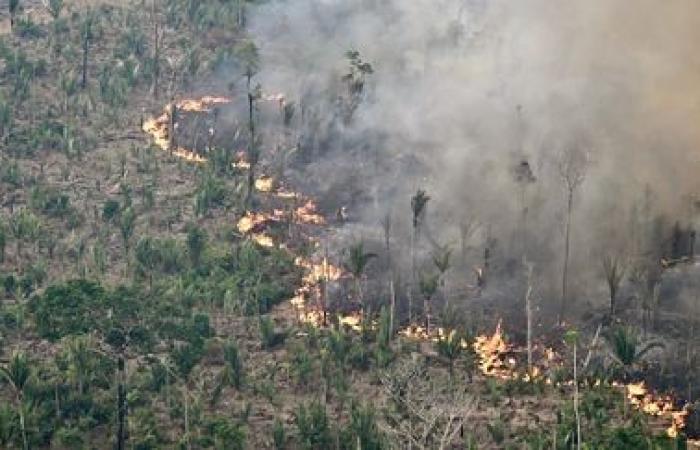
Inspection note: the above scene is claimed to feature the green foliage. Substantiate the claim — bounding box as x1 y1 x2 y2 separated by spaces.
120 206 136 255
186 224 207 269
410 189 430 229
30 185 71 217
348 403 384 450
223 341 244 390
295 401 332 450
273 418 286 450
194 172 228 216
290 344 313 388
170 341 203 381
343 241 377 279
29 280 105 340
259 316 285 349
606 326 663 380
436 329 463 375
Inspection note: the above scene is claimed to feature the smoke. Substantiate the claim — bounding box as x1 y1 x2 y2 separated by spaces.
246 0 700 312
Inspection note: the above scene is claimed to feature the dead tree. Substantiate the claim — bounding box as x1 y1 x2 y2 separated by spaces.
380 358 476 449
523 258 535 375
602 254 626 318
557 146 589 322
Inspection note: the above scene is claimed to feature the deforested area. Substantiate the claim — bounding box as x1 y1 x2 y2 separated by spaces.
1 0 700 448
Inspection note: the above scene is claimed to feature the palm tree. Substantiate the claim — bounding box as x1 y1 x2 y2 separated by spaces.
432 245 452 308
65 335 94 395
436 329 462 381
186 224 207 269
409 190 430 324
135 237 160 288
343 242 377 322
606 326 663 380
0 352 31 450
120 207 136 259
602 255 626 318
419 272 439 332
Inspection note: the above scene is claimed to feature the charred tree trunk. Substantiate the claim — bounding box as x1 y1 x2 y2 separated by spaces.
560 188 574 322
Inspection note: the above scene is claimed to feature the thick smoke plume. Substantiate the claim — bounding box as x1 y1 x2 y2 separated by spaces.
247 0 700 314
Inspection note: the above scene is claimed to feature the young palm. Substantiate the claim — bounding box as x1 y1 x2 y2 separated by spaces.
606 326 663 380
436 329 462 380
432 244 452 307
343 241 377 322
0 352 31 450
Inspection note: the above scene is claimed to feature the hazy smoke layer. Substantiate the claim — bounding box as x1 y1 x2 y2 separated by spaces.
249 0 700 309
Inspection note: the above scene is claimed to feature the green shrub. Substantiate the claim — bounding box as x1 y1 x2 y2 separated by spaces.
295 401 332 450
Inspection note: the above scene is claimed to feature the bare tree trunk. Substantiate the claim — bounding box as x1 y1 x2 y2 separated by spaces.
525 261 534 376
560 188 573 322
573 342 581 450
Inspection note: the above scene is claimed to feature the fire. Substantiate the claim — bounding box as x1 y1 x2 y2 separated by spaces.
295 200 325 225
616 381 689 438
142 96 232 162
255 176 275 193
473 320 514 379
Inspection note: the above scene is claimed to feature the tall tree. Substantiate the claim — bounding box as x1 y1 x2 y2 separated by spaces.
343 241 377 322
0 352 31 450
382 213 396 335
80 11 94 89
557 147 588 322
409 190 430 324
135 237 160 288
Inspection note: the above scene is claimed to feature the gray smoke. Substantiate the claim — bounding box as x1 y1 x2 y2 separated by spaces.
247 0 700 313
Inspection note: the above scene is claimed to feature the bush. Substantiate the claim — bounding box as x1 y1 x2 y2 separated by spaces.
102 199 120 222
295 401 332 450
259 316 285 349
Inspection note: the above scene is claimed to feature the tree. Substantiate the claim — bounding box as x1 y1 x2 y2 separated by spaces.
602 254 627 317
341 50 373 123
9 0 20 31
120 207 136 258
80 11 95 89
432 245 452 308
343 241 377 322
0 221 6 263
186 224 206 269
409 190 430 324
557 147 588 322
235 40 260 209
170 343 203 450
418 272 438 333
0 352 31 450
382 213 396 335
9 209 40 259
135 237 160 288
223 341 244 390
436 329 463 381
65 334 95 395
606 326 663 380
